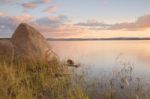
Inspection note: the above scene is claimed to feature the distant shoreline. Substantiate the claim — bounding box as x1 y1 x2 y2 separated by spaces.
47 38 150 41
1 38 150 41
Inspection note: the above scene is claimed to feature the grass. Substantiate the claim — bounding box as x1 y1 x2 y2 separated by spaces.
0 57 88 99
0 56 150 99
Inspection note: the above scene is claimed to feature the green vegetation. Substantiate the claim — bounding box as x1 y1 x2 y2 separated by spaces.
0 57 150 99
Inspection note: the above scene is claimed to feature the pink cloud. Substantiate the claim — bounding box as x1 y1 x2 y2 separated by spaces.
22 2 37 9
1 13 150 38
22 0 52 9
76 14 150 31
0 14 80 38
0 11 6 16
43 0 51 3
32 23 86 38
12 14 33 22
35 0 52 4
43 5 59 13
110 14 150 30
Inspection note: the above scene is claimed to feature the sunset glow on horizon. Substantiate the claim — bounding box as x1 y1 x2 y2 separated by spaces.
0 0 150 38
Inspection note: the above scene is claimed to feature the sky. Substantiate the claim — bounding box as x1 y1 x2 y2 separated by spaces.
0 0 150 38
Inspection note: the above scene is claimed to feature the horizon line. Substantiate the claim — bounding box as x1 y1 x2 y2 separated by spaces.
1 37 150 41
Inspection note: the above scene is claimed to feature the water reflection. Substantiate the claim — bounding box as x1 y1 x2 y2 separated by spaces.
49 41 150 81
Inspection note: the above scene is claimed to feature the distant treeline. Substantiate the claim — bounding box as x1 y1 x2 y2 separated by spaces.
47 37 150 41
1 37 150 41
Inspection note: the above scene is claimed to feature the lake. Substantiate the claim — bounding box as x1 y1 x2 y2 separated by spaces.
49 40 150 83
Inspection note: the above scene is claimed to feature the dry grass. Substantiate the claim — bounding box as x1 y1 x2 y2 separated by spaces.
0 57 150 99
0 57 88 99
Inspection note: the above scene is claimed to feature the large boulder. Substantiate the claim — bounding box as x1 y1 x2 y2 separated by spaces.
10 23 57 62
0 23 57 62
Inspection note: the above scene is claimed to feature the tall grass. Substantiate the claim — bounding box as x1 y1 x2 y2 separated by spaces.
0 57 88 99
1 56 150 99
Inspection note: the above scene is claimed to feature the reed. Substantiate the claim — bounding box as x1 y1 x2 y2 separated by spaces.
0 57 150 99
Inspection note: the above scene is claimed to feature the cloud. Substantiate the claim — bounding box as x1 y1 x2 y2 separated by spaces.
0 0 17 4
33 0 51 4
29 15 83 37
22 3 37 9
1 12 150 38
0 14 73 38
0 13 33 37
0 0 11 3
22 0 52 9
36 15 68 27
12 14 33 22
109 14 150 30
0 16 18 37
0 11 6 16
76 19 111 29
43 5 59 13
43 0 51 3
76 14 150 31
32 23 83 37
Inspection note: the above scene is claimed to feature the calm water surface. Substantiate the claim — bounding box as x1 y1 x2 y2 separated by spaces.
49 40 150 82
